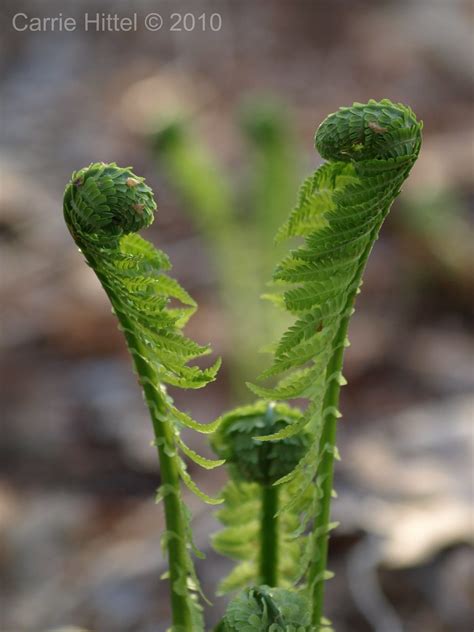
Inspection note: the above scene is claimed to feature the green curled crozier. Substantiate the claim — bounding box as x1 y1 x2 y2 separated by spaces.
315 99 421 162
211 401 310 486
211 402 311 593
64 162 156 248
222 586 312 632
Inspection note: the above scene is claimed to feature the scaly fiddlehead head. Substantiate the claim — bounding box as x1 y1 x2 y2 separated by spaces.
221 585 313 632
64 162 155 245
211 401 309 486
248 100 422 627
211 402 311 592
64 162 223 631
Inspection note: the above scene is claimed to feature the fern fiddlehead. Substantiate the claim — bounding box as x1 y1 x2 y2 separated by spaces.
248 100 422 626
63 163 223 631
222 585 312 632
211 401 310 593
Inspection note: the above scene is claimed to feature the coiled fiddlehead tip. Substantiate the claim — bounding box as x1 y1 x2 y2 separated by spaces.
211 401 310 486
315 98 422 163
63 162 156 245
222 585 312 631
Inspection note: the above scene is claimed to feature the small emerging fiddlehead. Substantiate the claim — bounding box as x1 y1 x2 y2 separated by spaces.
248 100 422 627
64 163 223 631
211 401 309 486
211 402 311 593
222 585 313 632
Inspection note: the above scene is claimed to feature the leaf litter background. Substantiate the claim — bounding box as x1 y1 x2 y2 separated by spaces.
0 1 473 631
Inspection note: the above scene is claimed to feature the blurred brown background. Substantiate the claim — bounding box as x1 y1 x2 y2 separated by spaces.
1 1 473 631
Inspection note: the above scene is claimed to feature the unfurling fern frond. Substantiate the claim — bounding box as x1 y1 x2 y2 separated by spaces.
248 100 422 626
63 162 223 631
211 402 311 594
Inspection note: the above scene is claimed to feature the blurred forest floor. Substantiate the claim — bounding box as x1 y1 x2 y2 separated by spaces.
0 1 473 631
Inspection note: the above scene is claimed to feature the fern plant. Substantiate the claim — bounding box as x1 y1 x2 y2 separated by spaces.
243 99 423 628
211 401 310 594
63 163 223 631
63 99 422 631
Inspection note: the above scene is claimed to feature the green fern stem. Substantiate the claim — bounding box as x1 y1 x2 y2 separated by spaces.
308 226 378 626
309 313 348 626
260 484 279 586
111 306 193 629
308 205 387 624
154 433 193 629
